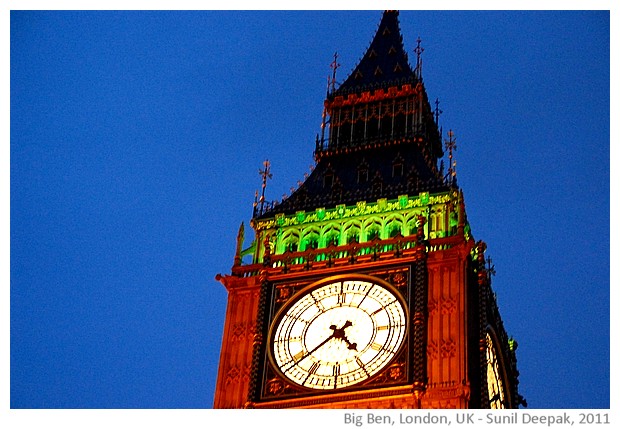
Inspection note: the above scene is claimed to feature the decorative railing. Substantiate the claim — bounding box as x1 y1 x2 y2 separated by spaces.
231 234 461 278
315 129 431 155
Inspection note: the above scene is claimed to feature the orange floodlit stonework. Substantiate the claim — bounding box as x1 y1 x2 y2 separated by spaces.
213 11 523 410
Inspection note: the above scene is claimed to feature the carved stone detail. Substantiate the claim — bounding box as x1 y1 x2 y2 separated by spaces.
427 298 439 315
427 339 456 360
266 378 285 396
275 285 293 303
225 364 252 385
231 321 256 342
427 340 438 360
390 271 408 289
441 297 457 315
424 383 471 409
440 339 456 358
428 296 456 315
386 362 406 381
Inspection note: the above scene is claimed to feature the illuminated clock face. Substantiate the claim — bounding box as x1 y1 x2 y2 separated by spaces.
269 276 407 390
486 332 507 409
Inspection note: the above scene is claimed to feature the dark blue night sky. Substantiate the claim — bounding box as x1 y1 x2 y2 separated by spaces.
9 6 611 416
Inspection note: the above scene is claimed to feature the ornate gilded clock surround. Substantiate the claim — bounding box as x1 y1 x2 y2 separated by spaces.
250 264 426 404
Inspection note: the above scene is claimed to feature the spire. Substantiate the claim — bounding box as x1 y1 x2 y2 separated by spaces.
234 222 245 266
328 52 340 94
414 36 424 80
332 10 416 96
445 130 457 185
253 160 273 217
254 11 448 220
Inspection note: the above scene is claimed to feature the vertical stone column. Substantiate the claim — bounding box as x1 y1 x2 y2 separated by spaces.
213 275 260 408
423 242 471 408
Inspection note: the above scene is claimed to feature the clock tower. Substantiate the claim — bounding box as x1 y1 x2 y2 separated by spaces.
214 11 523 409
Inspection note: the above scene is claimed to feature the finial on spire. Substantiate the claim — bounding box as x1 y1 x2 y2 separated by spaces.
434 98 443 126
445 130 457 185
329 52 340 94
234 222 245 266
414 37 424 80
486 256 496 286
258 159 272 215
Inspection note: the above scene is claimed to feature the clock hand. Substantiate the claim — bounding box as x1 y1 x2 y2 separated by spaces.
284 321 357 371
289 326 339 367
340 320 352 330
332 320 358 351
343 337 358 351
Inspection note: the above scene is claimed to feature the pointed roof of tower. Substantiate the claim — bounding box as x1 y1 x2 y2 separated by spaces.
332 10 417 97
254 10 448 220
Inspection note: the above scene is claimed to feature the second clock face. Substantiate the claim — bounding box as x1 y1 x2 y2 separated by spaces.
270 276 407 390
486 332 507 409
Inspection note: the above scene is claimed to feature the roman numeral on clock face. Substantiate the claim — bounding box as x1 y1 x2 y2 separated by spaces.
332 364 340 377
370 342 383 351
313 298 325 311
308 361 320 374
355 356 365 369
303 361 320 385
337 292 346 305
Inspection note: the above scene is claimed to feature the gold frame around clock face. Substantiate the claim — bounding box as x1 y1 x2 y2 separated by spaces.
268 275 408 390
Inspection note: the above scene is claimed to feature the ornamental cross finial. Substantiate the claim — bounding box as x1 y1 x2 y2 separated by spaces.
329 52 340 93
414 37 424 79
486 257 496 284
258 159 272 214
445 130 457 184
434 98 443 126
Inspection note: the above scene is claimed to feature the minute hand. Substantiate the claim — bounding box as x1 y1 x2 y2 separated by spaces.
292 321 355 367
292 331 336 367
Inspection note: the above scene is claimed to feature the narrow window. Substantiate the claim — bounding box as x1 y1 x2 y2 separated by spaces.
347 229 360 244
392 162 404 178
287 241 298 252
358 168 369 184
324 172 334 188
367 228 380 241
389 224 401 238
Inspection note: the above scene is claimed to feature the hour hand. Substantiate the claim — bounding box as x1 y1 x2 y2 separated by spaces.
342 336 357 351
343 337 357 351
334 320 357 351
